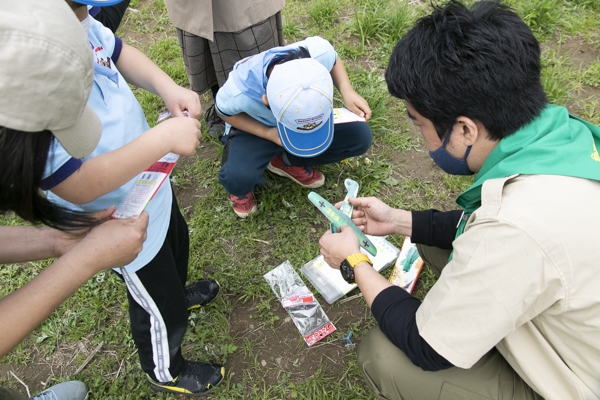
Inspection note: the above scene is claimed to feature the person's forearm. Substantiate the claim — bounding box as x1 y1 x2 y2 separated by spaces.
218 112 280 144
0 226 59 263
50 126 170 204
0 213 148 358
354 262 393 307
115 43 177 98
0 252 97 357
370 286 453 371
330 58 354 97
391 209 413 237
356 256 453 371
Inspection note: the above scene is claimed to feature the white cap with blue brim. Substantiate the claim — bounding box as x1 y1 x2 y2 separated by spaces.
266 58 334 158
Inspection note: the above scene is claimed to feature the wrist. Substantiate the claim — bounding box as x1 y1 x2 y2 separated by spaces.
340 253 373 284
58 249 100 282
149 123 175 155
339 86 355 99
50 228 66 257
267 127 281 145
392 209 412 236
154 76 178 100
29 226 60 259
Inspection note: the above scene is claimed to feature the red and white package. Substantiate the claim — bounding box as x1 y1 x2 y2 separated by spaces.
264 261 336 346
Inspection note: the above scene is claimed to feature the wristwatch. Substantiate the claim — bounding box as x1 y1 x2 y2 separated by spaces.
340 253 373 284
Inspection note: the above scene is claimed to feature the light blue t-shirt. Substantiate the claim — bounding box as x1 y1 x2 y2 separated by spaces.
215 36 337 129
43 18 172 273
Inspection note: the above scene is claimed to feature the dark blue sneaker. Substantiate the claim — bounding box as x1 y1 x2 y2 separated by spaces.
186 280 220 310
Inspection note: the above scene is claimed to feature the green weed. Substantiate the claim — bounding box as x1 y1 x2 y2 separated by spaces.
582 61 600 88
352 4 383 46
507 0 569 39
541 48 581 105
308 0 341 28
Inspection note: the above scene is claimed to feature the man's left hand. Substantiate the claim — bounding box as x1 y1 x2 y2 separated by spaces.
319 225 362 268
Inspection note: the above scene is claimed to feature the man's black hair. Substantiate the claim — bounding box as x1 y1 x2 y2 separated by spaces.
385 0 547 140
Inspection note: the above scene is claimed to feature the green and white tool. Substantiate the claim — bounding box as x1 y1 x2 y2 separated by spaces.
308 191 377 257
339 178 359 220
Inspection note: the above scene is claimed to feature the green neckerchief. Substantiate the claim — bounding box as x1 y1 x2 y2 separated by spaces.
453 104 600 242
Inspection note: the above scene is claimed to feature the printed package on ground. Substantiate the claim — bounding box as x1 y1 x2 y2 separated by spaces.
300 235 400 304
387 236 424 294
264 261 336 346
112 110 185 219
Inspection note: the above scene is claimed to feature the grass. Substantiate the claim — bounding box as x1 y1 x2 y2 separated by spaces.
1 0 599 398
308 0 340 29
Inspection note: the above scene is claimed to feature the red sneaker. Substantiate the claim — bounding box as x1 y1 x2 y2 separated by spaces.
229 192 257 218
267 154 325 188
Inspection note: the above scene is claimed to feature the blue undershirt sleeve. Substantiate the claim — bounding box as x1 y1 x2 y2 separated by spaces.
371 286 454 371
88 6 101 18
40 158 82 190
112 35 123 63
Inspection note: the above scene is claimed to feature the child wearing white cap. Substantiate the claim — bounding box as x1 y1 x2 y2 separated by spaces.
215 36 373 217
39 0 225 396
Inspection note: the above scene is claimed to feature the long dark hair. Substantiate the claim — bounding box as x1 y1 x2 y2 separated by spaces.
0 127 97 231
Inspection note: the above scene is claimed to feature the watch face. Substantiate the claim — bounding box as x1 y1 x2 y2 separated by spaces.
340 259 355 284
340 265 350 281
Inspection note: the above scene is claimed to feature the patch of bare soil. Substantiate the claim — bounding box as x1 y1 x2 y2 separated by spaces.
545 36 600 117
0 358 52 395
225 297 371 390
0 339 103 395
554 36 599 69
389 140 438 182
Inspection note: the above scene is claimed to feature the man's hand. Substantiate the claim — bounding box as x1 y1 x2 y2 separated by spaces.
319 225 361 268
345 197 408 237
342 89 372 121
162 85 202 119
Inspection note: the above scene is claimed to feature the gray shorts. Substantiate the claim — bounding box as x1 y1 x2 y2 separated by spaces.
176 12 284 95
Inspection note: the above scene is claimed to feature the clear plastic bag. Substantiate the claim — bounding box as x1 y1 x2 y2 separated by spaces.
264 261 336 346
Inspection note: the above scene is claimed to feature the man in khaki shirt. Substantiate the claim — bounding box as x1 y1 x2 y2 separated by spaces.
318 2 600 399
